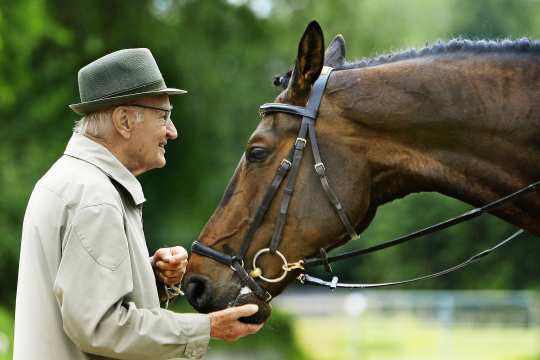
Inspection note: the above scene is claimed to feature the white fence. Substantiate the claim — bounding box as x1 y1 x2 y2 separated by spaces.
274 289 539 326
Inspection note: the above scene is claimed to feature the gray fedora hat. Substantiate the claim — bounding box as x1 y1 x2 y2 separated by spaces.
69 48 186 115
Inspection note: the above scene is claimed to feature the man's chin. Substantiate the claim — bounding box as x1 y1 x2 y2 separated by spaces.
155 156 166 169
140 160 166 175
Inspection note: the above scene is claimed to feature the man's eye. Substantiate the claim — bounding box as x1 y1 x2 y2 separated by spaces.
246 147 270 162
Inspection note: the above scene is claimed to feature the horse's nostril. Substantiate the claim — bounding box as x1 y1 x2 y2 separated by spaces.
186 279 204 303
184 275 213 313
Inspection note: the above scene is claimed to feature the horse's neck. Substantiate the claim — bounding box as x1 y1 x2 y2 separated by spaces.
326 53 540 233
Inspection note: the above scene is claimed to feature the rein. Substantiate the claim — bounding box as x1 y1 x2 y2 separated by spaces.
191 66 538 300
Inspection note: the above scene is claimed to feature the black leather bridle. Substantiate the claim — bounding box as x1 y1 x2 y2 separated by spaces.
191 66 539 301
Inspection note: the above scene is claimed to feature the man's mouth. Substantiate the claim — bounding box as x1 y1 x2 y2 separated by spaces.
159 141 167 152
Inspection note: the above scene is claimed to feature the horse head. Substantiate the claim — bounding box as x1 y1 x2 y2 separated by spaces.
183 21 375 323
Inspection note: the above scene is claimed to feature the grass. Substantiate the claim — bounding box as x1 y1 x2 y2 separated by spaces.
293 314 540 360
0 307 13 360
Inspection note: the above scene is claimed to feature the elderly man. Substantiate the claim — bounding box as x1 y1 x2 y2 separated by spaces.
14 48 262 360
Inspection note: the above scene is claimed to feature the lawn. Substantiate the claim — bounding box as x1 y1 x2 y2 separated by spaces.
293 314 540 360
0 307 12 360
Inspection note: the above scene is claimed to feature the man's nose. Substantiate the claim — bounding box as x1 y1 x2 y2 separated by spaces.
166 119 178 140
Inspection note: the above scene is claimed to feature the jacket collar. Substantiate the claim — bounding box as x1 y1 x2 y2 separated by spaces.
64 133 146 205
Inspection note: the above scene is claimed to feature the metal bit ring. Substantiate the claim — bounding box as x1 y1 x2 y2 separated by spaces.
251 248 288 283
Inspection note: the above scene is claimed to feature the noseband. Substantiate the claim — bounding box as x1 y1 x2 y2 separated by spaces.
192 66 539 301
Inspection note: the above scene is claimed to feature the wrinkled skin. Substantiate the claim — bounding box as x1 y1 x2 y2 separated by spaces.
184 22 540 323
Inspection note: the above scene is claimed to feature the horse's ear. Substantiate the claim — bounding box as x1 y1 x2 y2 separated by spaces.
273 33 344 91
287 21 325 103
324 34 346 67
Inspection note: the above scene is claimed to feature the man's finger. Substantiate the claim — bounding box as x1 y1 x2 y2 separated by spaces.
159 273 181 285
162 269 182 277
157 247 187 265
226 304 259 320
154 248 172 263
170 246 188 258
245 323 263 334
156 259 187 271
155 260 173 270
165 255 185 265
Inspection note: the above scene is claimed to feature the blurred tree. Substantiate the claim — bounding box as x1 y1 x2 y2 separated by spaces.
1 0 540 310
450 0 537 38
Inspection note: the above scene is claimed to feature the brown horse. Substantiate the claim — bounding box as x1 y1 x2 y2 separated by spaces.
184 21 540 323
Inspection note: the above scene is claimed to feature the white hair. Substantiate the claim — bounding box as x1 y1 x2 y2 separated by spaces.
73 107 144 137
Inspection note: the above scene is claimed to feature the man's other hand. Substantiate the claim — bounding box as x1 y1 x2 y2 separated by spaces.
209 304 264 341
152 246 188 285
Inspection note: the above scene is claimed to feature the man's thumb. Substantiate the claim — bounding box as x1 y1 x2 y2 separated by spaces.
232 304 259 319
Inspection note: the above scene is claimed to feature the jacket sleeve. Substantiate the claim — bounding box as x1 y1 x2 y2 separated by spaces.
53 203 210 360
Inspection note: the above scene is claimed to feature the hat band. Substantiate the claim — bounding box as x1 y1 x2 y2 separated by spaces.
85 79 166 102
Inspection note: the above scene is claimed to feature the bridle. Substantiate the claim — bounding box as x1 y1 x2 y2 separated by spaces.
191 66 539 302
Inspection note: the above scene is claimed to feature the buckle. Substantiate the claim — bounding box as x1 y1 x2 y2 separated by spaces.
350 233 361 242
263 291 273 302
229 258 245 272
295 137 307 149
280 159 292 169
321 66 333 75
314 162 326 175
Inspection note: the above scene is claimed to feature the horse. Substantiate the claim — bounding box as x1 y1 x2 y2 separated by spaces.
183 21 540 324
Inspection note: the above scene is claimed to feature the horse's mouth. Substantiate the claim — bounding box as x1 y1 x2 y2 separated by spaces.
229 286 272 324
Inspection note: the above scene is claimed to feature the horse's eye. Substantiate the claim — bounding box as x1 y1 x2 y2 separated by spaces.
246 146 270 162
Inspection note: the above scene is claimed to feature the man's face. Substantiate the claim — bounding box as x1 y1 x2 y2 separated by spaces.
127 95 178 174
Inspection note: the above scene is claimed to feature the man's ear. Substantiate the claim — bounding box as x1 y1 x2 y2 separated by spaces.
287 21 325 104
324 34 346 67
111 106 134 140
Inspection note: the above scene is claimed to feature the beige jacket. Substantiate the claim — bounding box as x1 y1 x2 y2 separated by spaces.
14 134 210 360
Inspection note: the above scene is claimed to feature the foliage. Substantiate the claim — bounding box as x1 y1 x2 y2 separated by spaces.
1 0 540 309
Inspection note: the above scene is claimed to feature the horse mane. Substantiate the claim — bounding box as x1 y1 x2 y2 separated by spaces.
337 38 540 70
273 38 540 89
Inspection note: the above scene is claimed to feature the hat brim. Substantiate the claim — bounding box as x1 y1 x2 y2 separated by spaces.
69 87 187 115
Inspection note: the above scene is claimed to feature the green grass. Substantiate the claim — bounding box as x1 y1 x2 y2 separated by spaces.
0 308 13 360
293 314 540 360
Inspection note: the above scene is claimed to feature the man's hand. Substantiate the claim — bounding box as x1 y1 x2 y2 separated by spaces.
152 246 188 285
209 304 263 341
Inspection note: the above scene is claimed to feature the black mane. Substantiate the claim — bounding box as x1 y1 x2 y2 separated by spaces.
273 38 540 89
337 38 540 70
